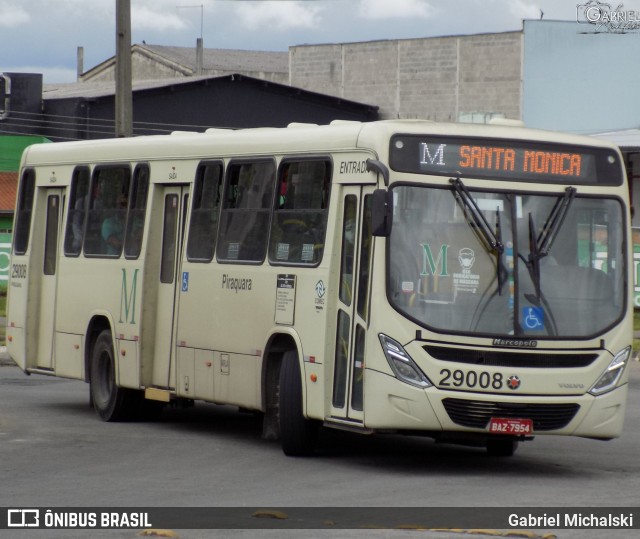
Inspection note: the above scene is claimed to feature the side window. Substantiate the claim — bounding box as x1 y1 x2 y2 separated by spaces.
124 165 149 259
357 195 373 320
84 166 131 257
217 160 275 263
576 208 614 272
43 195 60 275
351 324 365 411
269 159 331 265
64 167 90 256
339 195 358 306
187 162 223 261
160 194 179 283
332 309 350 408
13 168 36 255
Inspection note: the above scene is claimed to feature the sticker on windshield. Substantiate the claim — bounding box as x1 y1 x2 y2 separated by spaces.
402 281 415 293
453 247 480 294
522 306 545 331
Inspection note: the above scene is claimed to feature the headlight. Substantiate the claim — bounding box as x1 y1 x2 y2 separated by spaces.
379 334 432 388
589 346 631 396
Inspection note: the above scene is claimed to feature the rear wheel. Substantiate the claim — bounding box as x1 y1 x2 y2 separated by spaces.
90 329 138 421
279 350 318 456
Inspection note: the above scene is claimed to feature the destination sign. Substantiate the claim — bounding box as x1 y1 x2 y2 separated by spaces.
389 135 623 185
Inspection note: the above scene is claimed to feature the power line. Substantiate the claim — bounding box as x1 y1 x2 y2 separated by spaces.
0 110 236 140
8 110 116 125
8 110 226 131
0 120 116 138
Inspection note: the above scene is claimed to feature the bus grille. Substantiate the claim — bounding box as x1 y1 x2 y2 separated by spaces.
424 346 597 368
442 398 580 431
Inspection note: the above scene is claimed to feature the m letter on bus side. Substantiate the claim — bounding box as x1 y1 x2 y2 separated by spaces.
119 268 139 324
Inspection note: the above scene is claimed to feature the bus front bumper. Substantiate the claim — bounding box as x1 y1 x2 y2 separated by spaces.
364 369 628 440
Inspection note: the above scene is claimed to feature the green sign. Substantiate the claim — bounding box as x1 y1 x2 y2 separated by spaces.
0 135 51 172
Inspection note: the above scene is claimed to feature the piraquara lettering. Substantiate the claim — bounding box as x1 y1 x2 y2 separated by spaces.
222 274 253 293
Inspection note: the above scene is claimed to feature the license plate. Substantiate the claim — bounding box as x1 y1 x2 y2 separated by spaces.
488 417 533 435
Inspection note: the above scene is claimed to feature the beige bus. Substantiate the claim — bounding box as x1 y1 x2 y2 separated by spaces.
6 120 633 457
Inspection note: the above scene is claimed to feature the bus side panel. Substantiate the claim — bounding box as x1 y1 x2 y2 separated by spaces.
212 352 260 408
9 183 50 371
54 332 84 379
55 257 144 384
364 369 441 430
116 337 140 389
193 349 215 399
303 362 325 419
6 254 28 370
292 269 333 421
6 326 26 370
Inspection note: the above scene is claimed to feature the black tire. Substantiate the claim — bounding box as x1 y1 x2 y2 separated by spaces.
90 329 138 422
279 350 318 456
486 438 518 457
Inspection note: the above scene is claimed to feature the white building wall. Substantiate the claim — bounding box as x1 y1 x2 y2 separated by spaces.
523 20 640 133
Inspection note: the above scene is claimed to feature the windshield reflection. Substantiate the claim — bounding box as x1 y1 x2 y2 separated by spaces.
388 185 625 338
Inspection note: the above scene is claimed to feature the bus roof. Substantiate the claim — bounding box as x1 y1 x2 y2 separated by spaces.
20 120 620 167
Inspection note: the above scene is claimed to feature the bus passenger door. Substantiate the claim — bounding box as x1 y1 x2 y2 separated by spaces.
35 189 65 370
330 186 374 424
151 185 189 390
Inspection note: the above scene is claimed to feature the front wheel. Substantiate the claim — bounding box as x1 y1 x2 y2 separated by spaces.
279 350 318 456
90 329 138 421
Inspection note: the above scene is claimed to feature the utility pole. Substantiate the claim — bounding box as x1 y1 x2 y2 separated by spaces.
115 0 133 137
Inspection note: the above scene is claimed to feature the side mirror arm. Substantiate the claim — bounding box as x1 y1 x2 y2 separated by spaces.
366 158 389 187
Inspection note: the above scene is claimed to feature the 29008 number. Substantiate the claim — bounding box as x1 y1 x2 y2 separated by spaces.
11 263 27 279
439 368 504 390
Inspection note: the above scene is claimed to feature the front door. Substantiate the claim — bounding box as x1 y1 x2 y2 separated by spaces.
36 189 64 369
151 185 189 389
330 186 374 423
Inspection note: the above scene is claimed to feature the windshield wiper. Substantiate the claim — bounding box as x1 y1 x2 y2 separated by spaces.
518 186 576 336
450 178 504 254
522 186 576 301
450 177 506 294
537 186 577 258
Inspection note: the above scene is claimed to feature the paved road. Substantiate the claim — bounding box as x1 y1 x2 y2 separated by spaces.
1 358 638 539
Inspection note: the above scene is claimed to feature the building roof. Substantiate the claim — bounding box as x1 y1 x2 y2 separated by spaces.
143 44 288 73
0 172 17 213
43 75 218 100
592 129 640 152
81 43 288 81
42 73 377 114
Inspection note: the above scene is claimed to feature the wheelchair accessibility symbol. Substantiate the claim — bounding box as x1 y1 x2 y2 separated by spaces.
182 271 189 292
522 306 544 331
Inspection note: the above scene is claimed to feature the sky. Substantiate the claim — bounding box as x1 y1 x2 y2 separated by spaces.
2 0 640 84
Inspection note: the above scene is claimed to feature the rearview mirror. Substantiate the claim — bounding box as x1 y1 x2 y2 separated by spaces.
372 189 392 237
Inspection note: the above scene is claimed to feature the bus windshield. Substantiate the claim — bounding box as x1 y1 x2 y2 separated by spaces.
388 184 625 338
